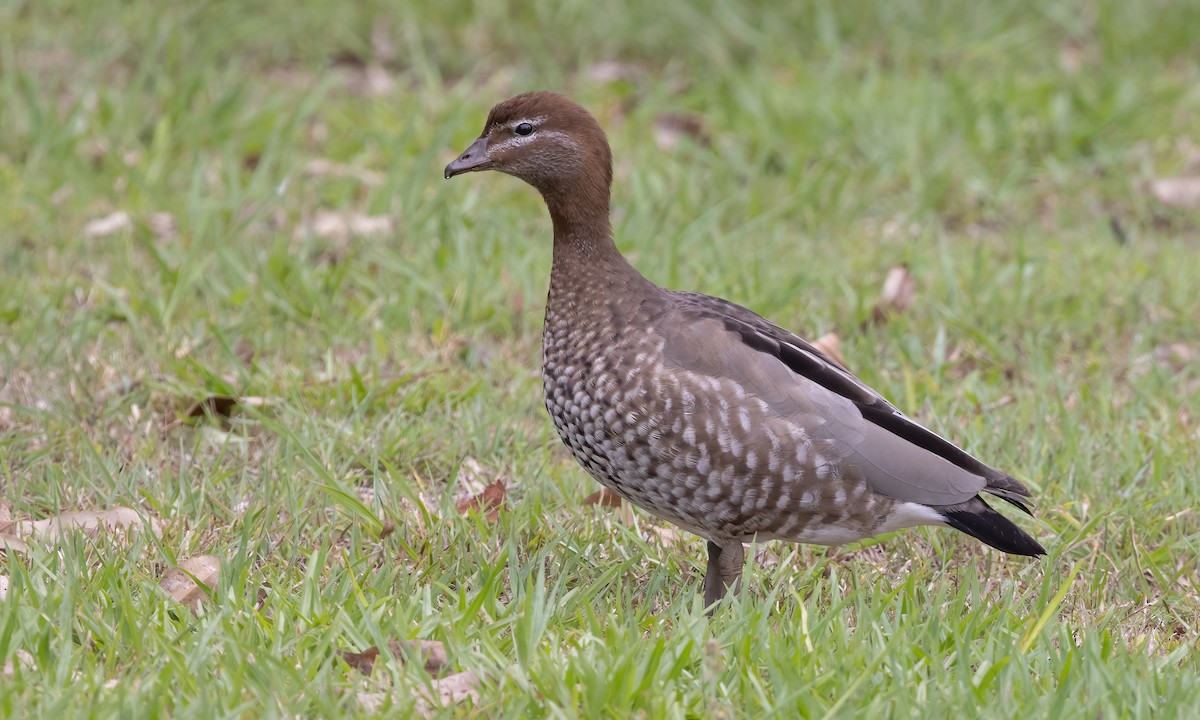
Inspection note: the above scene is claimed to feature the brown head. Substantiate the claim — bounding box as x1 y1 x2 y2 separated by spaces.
444 93 614 238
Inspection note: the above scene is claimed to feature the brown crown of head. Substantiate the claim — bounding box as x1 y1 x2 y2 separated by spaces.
444 92 613 196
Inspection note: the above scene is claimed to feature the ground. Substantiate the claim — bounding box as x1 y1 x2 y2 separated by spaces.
1 0 1199 716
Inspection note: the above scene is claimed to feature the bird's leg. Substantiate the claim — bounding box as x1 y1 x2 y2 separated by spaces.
703 540 745 614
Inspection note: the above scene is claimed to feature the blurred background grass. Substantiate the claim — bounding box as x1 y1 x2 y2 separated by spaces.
1 0 1199 716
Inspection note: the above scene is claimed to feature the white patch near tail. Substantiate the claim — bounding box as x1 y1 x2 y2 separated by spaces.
743 502 950 546
877 502 947 534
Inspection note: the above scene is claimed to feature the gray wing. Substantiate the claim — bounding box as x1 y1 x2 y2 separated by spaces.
656 293 1033 510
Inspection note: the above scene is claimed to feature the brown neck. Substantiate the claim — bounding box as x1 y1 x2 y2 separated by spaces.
541 176 634 282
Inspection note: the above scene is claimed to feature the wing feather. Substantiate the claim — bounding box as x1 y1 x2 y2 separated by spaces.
661 291 1034 511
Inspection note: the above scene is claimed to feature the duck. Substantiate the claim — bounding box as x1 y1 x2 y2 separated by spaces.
444 91 1045 611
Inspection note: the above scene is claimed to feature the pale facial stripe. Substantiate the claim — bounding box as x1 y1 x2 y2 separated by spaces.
485 115 580 155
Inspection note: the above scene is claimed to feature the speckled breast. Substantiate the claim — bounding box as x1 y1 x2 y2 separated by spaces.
539 303 775 539
540 313 653 491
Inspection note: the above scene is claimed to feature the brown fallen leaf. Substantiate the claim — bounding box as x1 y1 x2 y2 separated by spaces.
2 649 35 677
587 60 645 84
455 480 506 522
646 524 687 547
354 692 389 713
185 395 267 419
587 487 636 524
159 555 221 613
867 264 916 326
0 535 29 553
583 488 624 508
84 211 132 238
379 517 396 539
338 639 450 677
187 396 237 418
653 112 709 151
810 332 847 368
355 668 483 714
1148 177 1200 209
328 47 395 97
232 492 256 513
148 212 176 240
330 47 367 69
403 640 450 676
304 159 384 187
299 210 393 240
235 338 256 367
338 646 381 675
3 507 158 544
1154 342 1199 369
255 583 270 610
1131 342 1200 380
414 670 481 713
984 395 1015 411
1058 41 1089 75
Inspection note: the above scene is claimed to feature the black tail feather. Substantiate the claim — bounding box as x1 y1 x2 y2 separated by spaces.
991 492 1036 517
941 497 1046 556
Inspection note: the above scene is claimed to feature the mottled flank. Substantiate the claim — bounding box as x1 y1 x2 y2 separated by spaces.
447 91 1045 610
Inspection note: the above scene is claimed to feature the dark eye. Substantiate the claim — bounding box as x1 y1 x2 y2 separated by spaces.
515 122 534 136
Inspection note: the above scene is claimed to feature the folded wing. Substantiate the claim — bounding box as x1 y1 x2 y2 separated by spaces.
659 291 1036 513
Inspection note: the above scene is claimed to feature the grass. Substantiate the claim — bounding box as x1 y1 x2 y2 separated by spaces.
2 0 1199 715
